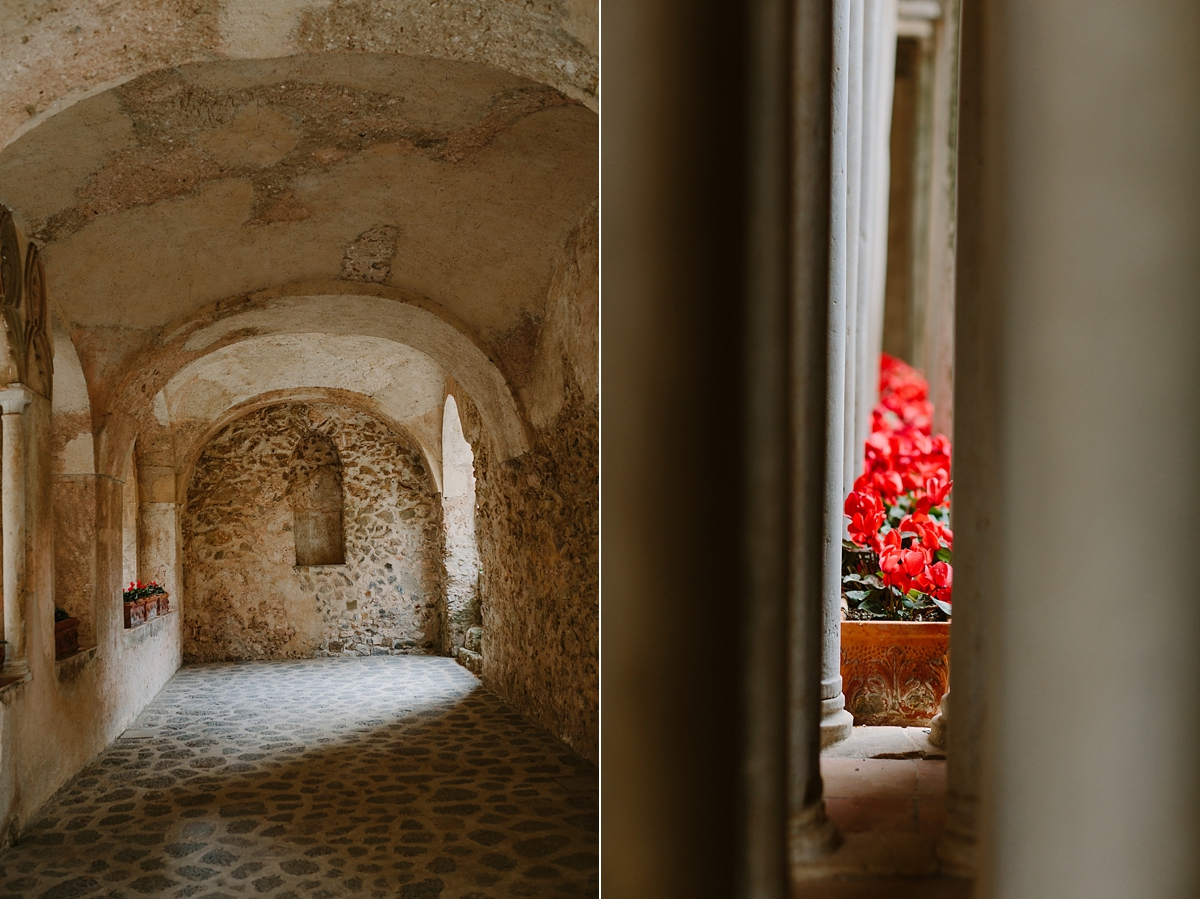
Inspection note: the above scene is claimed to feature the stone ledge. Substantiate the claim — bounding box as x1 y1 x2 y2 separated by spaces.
0 671 31 704
55 644 98 683
123 610 176 646
821 725 946 760
455 647 482 676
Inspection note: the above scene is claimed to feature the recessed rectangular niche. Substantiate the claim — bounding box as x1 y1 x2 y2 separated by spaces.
288 435 346 566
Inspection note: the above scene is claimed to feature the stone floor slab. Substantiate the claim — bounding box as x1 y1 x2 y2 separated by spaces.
0 657 598 899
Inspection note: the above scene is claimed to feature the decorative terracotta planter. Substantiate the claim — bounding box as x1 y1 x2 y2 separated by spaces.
141 596 157 621
54 617 80 659
840 620 949 727
157 593 170 615
124 600 146 628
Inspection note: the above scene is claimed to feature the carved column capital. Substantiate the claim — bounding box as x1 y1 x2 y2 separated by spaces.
0 384 33 416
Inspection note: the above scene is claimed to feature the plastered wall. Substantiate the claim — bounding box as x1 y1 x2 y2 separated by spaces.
181 402 443 661
0 397 182 844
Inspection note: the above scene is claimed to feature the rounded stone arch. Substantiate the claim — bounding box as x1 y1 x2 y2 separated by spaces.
440 392 482 656
50 310 93 475
180 396 444 661
104 285 531 484
50 306 100 643
172 387 444 508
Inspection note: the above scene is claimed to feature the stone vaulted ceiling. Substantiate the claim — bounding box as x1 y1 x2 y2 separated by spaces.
0 51 597 471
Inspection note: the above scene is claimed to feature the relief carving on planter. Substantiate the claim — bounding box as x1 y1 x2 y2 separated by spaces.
0 205 52 398
840 622 950 727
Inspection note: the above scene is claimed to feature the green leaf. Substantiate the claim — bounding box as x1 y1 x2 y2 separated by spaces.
936 547 953 564
860 597 887 617
933 598 953 616
845 590 872 603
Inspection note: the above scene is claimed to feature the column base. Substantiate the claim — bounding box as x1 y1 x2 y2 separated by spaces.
1 660 29 679
928 691 949 748
819 694 854 747
789 799 841 865
937 790 977 876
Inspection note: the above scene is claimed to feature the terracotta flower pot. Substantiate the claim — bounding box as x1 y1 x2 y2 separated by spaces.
141 596 157 621
124 600 146 628
157 593 170 615
54 617 80 659
840 620 949 727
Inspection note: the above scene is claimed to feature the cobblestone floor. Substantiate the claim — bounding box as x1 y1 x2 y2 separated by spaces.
0 657 598 899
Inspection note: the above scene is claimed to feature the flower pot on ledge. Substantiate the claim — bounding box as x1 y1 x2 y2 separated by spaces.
157 594 170 616
840 620 949 727
124 600 145 628
141 596 157 622
55 617 80 660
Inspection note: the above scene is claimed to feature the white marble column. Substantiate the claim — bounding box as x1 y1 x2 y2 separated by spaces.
860 0 897 444
820 0 856 749
841 0 864 501
0 386 33 678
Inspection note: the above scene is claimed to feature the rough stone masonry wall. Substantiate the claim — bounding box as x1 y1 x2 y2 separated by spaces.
182 402 442 661
469 206 599 763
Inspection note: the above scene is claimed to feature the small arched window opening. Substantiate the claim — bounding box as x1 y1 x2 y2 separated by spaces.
288 434 345 567
441 395 481 658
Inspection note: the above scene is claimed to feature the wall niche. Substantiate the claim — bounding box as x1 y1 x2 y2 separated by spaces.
182 402 442 661
288 434 345 566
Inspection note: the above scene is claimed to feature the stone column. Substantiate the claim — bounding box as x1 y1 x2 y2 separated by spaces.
956 0 1200 894
137 503 180 602
860 0 897 444
603 0 748 893
0 386 33 678
820 0 855 749
934 0 991 872
841 0 863 500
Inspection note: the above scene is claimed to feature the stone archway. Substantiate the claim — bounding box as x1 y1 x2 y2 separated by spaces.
441 393 482 663
181 400 442 661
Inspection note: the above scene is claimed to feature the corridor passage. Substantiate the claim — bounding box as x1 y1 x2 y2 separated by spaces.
0 658 598 899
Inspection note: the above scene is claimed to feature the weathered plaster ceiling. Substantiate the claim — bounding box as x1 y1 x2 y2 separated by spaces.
0 52 596 464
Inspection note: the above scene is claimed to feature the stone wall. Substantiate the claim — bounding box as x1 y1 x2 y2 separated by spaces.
467 206 599 763
182 402 442 661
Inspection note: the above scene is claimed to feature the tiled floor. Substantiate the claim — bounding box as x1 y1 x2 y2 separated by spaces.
0 657 598 899
823 758 947 839
792 735 973 898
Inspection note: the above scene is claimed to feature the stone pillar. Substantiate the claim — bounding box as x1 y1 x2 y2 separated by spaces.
0 386 33 678
137 503 180 602
956 0 1200 894
860 0 897 444
920 0 960 439
603 0 748 893
841 0 863 500
820 0 855 749
928 688 947 747
934 0 992 872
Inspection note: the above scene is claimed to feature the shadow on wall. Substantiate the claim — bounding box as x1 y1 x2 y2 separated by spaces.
181 402 443 661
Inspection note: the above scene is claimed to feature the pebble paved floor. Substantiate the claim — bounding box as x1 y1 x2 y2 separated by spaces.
0 657 598 899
